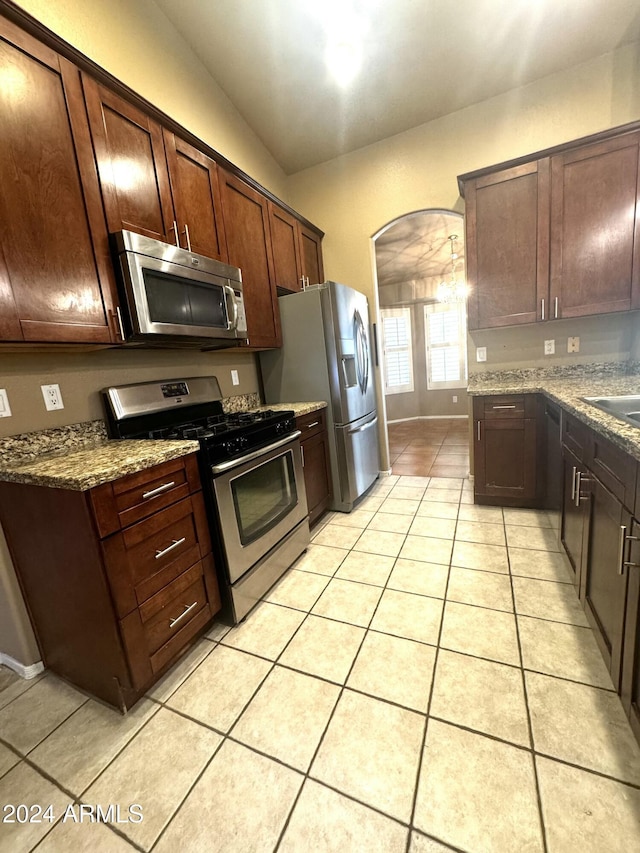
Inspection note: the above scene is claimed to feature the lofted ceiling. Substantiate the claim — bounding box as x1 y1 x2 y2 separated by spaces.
152 0 640 175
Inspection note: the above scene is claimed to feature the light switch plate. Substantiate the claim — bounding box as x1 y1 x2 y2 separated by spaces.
231 369 240 386
41 384 64 411
544 339 555 355
476 347 487 362
0 389 11 418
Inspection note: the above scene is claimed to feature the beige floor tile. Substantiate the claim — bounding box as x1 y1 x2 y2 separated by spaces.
414 720 543 852
503 508 554 528
222 601 306 658
509 547 573 583
506 524 560 551
167 645 271 731
416 500 459 520
370 589 443 645
408 515 457 540
446 566 514 612
84 708 220 850
147 638 215 702
459 491 474 504
233 666 340 770
352 527 406 557
329 508 375 529
280 778 408 852
399 535 453 565
422 488 461 503
388 485 428 501
311 690 425 822
313 523 364 550
0 675 86 754
440 601 520 665
455 519 506 546
512 577 589 626
457 504 503 523
205 620 231 642
154 739 302 853
536 755 640 853
397 475 431 488
0 743 19 779
294 543 349 576
451 540 509 573
0 671 45 711
526 671 640 784
357 495 386 512
379 497 421 515
279 615 365 683
266 568 330 610
312 578 383 627
335 551 396 586
29 697 158 795
348 631 436 712
367 511 413 534
387 559 449 599
428 477 464 489
430 649 529 746
518 615 614 689
36 820 134 852
410 831 454 852
0 762 70 853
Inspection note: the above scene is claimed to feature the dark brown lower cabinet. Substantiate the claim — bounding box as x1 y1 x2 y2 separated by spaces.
297 409 331 528
560 447 590 590
621 520 640 741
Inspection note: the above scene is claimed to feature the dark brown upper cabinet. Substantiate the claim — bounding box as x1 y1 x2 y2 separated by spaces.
219 170 281 348
163 131 228 262
82 76 176 245
268 202 325 294
550 132 640 318
0 16 119 344
299 222 324 287
464 160 550 330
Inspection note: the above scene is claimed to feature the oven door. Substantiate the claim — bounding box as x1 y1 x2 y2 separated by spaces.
211 434 309 583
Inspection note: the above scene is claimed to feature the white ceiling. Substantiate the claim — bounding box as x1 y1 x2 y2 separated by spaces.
152 0 640 175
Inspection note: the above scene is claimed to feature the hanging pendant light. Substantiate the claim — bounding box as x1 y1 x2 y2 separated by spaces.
437 235 468 303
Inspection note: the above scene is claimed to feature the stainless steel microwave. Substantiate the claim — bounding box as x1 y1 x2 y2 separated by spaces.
112 230 247 347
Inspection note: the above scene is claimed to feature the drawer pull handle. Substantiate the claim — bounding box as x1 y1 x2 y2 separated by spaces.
306 421 319 429
142 481 176 500
492 405 517 409
618 525 627 576
155 537 186 560
570 466 577 501
477 421 481 441
169 600 198 628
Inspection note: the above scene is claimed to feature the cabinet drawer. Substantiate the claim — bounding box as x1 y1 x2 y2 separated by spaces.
481 395 532 419
296 408 327 439
102 492 212 617
142 571 208 656
90 454 201 538
561 411 590 461
587 432 636 512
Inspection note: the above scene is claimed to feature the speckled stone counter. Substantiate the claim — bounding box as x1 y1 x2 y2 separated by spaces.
468 363 640 461
257 401 328 417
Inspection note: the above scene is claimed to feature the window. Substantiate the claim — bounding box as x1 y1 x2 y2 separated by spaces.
380 307 414 394
424 302 467 389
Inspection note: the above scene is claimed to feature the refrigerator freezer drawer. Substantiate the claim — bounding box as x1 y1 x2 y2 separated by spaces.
334 415 380 511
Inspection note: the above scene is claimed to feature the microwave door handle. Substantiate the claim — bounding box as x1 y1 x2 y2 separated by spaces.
224 285 239 330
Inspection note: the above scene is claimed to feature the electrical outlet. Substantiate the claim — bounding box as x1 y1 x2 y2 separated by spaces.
568 336 580 353
476 347 487 362
41 384 64 411
544 339 555 355
0 389 11 418
452 395 458 403
231 369 240 386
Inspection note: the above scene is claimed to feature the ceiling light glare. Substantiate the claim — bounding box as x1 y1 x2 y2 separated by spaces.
325 36 363 86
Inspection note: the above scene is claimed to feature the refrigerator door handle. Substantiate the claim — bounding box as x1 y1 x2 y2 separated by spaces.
347 416 377 435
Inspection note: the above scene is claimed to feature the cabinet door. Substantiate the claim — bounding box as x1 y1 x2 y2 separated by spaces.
268 203 302 292
465 160 550 330
560 447 588 589
621 520 640 740
219 170 281 348
550 132 640 318
0 18 118 343
474 416 537 501
82 76 175 243
583 478 630 689
163 131 228 262
298 223 324 286
301 431 332 527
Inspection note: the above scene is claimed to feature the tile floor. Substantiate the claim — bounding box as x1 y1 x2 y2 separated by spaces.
388 418 470 478
2 476 640 851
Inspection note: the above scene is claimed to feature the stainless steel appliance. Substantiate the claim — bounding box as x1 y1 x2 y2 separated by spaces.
112 230 247 347
259 281 380 512
103 377 309 623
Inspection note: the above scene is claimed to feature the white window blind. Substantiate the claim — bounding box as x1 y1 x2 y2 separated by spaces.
424 302 468 390
380 307 414 394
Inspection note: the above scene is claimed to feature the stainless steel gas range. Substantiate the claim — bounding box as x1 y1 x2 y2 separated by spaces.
102 376 310 623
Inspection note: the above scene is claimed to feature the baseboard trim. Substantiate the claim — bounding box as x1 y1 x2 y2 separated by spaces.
0 653 44 680
387 415 468 424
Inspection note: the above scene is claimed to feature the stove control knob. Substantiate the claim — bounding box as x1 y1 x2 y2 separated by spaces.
237 436 249 450
223 439 238 456
275 421 285 435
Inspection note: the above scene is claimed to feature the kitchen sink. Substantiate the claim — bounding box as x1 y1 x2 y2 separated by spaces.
582 395 640 428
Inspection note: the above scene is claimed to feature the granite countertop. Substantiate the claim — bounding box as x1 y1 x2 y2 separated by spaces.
257 401 328 417
468 363 640 461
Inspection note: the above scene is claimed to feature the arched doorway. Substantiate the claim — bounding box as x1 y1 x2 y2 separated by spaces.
372 209 469 478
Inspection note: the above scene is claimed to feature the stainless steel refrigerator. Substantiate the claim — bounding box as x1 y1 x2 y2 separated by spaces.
259 281 380 512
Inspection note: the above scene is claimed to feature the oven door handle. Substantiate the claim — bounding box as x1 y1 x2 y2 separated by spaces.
210 431 302 474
